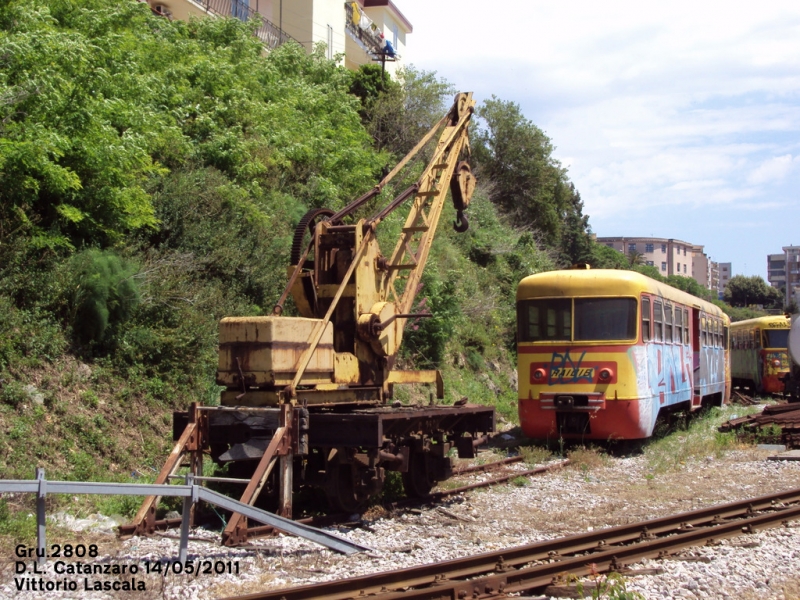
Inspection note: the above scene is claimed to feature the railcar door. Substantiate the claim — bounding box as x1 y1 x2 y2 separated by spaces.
692 307 701 406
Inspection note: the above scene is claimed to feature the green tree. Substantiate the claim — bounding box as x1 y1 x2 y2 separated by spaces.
627 250 646 267
349 63 397 110
589 243 630 269
723 275 782 308
0 0 169 248
472 96 568 247
0 0 385 251
558 184 593 266
66 249 140 346
665 275 713 301
359 66 455 156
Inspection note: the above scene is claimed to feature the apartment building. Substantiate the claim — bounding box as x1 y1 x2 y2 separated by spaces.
597 236 721 291
718 262 732 297
768 246 800 306
143 0 411 74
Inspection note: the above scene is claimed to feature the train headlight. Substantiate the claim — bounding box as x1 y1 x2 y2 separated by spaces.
598 367 614 382
532 368 547 382
772 359 782 368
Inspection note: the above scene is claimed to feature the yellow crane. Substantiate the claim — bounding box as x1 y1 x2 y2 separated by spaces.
124 93 495 546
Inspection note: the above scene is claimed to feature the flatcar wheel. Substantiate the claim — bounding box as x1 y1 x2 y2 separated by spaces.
402 452 436 498
324 461 370 514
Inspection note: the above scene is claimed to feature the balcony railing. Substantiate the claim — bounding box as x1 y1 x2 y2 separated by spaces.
153 0 295 50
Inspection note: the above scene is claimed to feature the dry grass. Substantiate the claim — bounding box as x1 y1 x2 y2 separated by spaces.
566 446 608 470
644 405 761 474
739 577 800 600
519 445 552 466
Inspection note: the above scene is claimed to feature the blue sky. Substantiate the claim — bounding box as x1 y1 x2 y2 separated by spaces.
395 0 800 278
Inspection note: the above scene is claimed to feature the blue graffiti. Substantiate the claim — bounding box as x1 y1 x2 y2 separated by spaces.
548 349 592 385
643 344 692 407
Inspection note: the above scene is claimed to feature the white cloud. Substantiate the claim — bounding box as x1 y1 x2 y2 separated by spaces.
746 154 800 184
396 0 800 275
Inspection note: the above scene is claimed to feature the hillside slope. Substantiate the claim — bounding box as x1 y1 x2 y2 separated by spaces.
0 0 566 535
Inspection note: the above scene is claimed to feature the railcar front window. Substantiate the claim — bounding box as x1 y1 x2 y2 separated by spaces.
517 299 571 342
574 298 637 341
765 330 789 348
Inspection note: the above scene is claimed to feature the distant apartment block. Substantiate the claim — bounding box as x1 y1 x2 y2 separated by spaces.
143 0 411 75
596 236 721 291
718 262 731 293
768 246 800 306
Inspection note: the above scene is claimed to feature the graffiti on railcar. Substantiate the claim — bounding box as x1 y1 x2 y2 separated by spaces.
547 349 593 384
631 344 692 406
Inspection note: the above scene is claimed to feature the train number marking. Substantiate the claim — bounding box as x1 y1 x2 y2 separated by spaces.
548 350 593 384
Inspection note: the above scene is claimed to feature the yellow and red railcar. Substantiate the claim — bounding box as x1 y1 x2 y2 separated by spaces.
730 315 790 394
517 269 730 441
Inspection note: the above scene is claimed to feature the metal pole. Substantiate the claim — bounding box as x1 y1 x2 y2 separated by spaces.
36 468 46 565
278 404 292 518
179 473 193 563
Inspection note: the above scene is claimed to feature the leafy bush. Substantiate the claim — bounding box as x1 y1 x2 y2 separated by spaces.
0 297 67 370
402 272 461 368
66 249 140 346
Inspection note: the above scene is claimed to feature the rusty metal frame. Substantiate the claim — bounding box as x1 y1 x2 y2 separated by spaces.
123 403 207 537
222 403 294 546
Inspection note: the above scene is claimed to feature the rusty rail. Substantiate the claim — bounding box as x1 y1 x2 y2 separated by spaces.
223 486 800 600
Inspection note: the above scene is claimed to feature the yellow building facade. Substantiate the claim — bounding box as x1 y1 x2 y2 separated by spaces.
143 0 411 75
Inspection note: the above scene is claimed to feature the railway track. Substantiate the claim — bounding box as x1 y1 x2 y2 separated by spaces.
224 486 800 600
243 457 570 537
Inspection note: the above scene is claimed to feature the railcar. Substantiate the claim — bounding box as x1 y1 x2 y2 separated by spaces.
517 268 730 441
730 315 790 394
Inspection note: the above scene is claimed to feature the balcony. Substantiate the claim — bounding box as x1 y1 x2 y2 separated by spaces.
345 2 396 62
150 0 295 50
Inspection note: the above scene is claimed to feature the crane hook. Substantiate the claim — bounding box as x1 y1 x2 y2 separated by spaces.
453 210 469 233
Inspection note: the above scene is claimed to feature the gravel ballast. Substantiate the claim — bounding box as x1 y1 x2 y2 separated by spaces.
2 447 800 600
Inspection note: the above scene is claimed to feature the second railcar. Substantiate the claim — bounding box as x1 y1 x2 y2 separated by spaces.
730 315 790 394
517 269 730 441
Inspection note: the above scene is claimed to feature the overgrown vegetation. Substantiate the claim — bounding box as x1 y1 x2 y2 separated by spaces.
644 406 757 474
0 0 570 521
0 0 764 538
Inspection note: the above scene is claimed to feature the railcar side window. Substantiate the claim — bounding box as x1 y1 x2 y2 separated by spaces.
675 306 683 343
723 326 729 349
665 304 673 343
574 298 637 341
653 301 663 342
754 329 761 349
517 299 571 342
641 297 651 341
683 309 689 344
701 316 707 346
